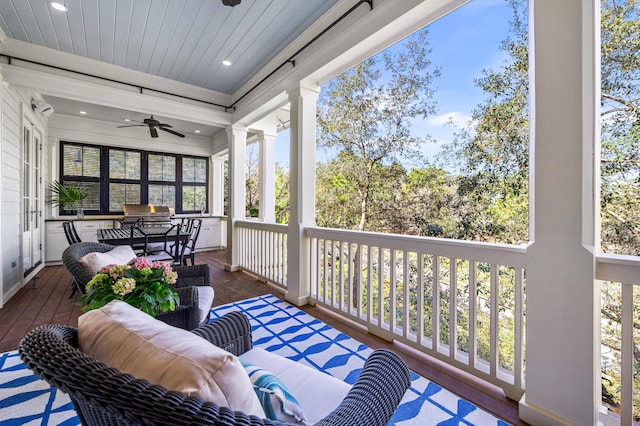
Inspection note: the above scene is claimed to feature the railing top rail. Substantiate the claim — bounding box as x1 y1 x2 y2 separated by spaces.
305 226 528 266
597 253 640 284
235 220 288 232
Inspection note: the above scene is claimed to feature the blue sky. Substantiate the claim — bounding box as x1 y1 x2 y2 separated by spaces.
275 0 515 168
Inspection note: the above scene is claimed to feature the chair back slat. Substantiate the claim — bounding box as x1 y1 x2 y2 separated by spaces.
62 221 81 245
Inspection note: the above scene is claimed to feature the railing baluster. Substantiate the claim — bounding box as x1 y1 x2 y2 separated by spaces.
324 239 329 304
514 266 524 390
367 245 373 324
357 244 364 319
378 247 384 328
490 264 498 378
390 249 397 333
433 255 440 353
417 253 425 347
621 283 633 425
469 261 477 369
450 257 457 361
403 250 410 339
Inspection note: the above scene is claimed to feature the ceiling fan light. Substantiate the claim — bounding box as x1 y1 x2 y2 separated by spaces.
50 2 68 12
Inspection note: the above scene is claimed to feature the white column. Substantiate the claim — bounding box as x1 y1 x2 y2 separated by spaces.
225 126 247 272
286 81 320 306
520 0 600 424
211 155 225 217
258 128 277 223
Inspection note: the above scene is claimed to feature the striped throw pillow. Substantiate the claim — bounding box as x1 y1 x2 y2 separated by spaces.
240 360 307 424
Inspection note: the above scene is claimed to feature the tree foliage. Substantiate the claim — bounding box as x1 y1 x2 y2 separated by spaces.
317 28 440 230
600 0 640 255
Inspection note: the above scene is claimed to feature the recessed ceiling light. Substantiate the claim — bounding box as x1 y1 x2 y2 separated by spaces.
79 111 87 115
222 59 232 66
50 2 68 12
194 130 201 133
123 118 131 122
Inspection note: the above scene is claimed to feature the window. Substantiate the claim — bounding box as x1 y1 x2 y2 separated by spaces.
148 154 176 208
108 149 141 211
182 157 208 213
58 142 209 215
61 144 101 211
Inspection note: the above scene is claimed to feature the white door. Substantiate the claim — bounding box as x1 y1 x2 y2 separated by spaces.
22 116 43 276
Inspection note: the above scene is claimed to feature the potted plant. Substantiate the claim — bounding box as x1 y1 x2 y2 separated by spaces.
79 257 180 316
47 180 87 217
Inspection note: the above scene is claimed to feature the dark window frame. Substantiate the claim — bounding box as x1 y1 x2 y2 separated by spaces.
58 141 209 215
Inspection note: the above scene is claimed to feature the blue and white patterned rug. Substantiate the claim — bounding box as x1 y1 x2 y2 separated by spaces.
0 294 510 425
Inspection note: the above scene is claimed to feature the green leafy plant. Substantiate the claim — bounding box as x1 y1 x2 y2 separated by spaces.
79 257 180 317
47 180 87 210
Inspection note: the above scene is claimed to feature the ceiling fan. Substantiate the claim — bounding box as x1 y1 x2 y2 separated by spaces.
117 115 185 139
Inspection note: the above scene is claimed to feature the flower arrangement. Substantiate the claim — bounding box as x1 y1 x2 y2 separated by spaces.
79 257 180 317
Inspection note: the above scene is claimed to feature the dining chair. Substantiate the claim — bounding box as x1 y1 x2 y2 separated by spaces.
146 218 194 255
176 218 202 265
62 221 81 245
142 224 184 265
62 221 83 298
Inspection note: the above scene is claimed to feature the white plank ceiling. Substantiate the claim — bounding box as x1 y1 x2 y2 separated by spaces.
0 0 339 94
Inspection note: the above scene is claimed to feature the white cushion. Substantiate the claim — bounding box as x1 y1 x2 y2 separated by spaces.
78 300 266 418
79 245 137 275
240 347 351 424
196 286 214 325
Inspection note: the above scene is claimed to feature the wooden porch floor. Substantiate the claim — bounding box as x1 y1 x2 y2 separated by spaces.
0 249 526 426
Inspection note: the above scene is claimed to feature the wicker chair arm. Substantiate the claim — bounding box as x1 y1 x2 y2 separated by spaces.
191 311 253 356
316 348 411 426
18 323 278 426
62 242 116 291
156 286 199 330
173 264 211 288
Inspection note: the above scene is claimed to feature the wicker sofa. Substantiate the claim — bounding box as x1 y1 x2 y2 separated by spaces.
19 311 411 426
62 241 213 330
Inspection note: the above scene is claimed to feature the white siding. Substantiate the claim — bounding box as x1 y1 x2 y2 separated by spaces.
1 81 48 305
2 86 21 300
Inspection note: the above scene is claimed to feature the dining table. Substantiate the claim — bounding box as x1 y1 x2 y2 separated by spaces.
96 226 191 248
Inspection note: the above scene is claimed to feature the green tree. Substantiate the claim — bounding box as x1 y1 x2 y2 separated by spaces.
245 143 259 218
600 0 640 255
439 0 529 244
274 164 290 224
317 27 440 231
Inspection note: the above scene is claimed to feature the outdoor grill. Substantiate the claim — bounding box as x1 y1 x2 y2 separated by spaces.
120 204 173 227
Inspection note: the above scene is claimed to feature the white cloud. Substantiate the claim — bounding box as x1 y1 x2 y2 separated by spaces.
426 111 471 128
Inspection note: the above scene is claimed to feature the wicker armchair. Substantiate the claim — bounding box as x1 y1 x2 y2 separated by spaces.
62 242 213 330
18 312 411 426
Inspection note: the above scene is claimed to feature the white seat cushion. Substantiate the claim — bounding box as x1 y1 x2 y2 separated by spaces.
240 347 351 424
196 286 214 325
78 300 265 418
79 245 137 275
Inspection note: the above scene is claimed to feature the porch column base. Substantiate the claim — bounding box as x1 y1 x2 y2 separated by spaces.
224 263 240 272
284 292 309 307
519 394 570 426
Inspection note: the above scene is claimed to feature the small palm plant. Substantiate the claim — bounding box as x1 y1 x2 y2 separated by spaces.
47 180 87 212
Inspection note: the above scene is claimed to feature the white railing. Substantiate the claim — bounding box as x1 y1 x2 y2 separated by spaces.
597 253 640 425
236 220 288 288
305 226 527 400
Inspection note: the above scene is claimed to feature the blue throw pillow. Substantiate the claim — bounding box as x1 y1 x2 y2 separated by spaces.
240 360 307 424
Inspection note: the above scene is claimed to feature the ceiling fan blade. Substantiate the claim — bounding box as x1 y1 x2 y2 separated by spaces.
149 126 159 138
160 127 185 138
157 123 173 128
117 124 146 128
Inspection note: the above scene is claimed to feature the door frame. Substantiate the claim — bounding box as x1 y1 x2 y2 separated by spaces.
21 103 45 283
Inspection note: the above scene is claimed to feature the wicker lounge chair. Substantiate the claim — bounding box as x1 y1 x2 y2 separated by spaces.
62 242 213 330
19 312 411 426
